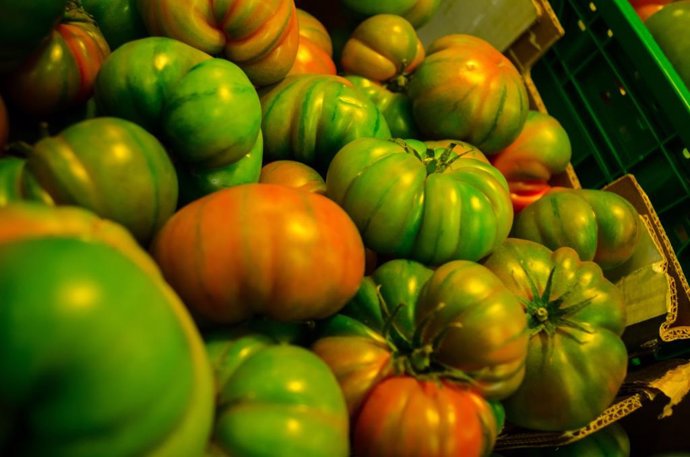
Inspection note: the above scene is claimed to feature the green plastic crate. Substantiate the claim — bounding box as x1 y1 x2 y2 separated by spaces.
532 0 690 277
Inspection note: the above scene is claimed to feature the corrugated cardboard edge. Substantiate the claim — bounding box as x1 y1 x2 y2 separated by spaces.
495 359 690 450
604 174 690 341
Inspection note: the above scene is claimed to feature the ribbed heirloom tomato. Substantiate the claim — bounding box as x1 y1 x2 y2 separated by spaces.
151 183 366 325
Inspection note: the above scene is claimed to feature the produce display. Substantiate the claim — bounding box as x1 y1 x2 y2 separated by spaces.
1 1 655 456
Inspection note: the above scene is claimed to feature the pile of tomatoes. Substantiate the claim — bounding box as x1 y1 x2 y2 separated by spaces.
0 1 645 456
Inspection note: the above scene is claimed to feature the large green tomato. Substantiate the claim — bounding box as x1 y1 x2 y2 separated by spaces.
0 0 67 72
512 188 641 270
23 117 178 244
0 236 214 457
326 137 513 264
260 74 391 173
204 330 349 457
483 238 628 432
95 36 263 192
0 156 53 206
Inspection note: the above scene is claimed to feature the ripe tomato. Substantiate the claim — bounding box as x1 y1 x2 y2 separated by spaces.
408 34 529 153
353 377 499 457
259 159 327 195
288 9 337 76
151 183 366 324
340 14 425 83
137 0 300 86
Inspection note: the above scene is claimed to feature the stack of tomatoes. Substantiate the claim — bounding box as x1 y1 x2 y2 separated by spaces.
0 1 643 456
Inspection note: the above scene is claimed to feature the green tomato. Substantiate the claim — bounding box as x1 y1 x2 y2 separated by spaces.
346 74 419 138
512 188 641 270
0 236 214 457
95 37 262 171
260 74 391 173
326 137 513 264
24 116 178 244
80 0 147 50
0 156 54 206
204 330 349 457
483 238 628 432
0 0 67 72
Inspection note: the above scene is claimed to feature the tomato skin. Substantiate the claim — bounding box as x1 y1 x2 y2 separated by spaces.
151 183 366 324
260 74 391 173
346 74 419 138
95 37 262 173
645 1 690 87
0 156 54 206
137 0 300 87
408 34 529 153
512 188 641 270
259 159 327 195
80 0 147 50
326 137 513 265
0 0 68 73
483 238 628 431
0 237 214 457
288 9 336 76
341 14 424 83
26 117 178 244
509 180 551 214
205 330 349 457
353 377 499 457
3 15 110 117
341 0 441 28
490 110 572 182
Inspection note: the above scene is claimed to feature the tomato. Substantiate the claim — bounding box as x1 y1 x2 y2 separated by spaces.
313 259 528 407
326 137 513 265
95 37 262 171
3 10 110 117
346 75 419 138
490 110 572 182
341 14 425 83
204 329 349 457
509 180 551 213
151 183 366 325
176 132 263 207
512 188 641 270
0 0 67 73
24 117 178 244
423 139 490 162
483 238 628 431
80 0 148 50
288 9 336 76
0 156 53 206
259 159 327 195
0 236 214 457
341 0 442 28
137 0 300 87
353 377 499 457
645 1 690 87
260 74 391 173
408 34 529 154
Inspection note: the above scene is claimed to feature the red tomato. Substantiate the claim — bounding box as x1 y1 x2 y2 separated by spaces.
151 183 366 324
509 180 551 213
259 160 327 194
353 377 499 457
288 9 337 76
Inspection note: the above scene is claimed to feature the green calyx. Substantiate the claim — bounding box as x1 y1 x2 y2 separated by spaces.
392 138 463 176
522 267 596 338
